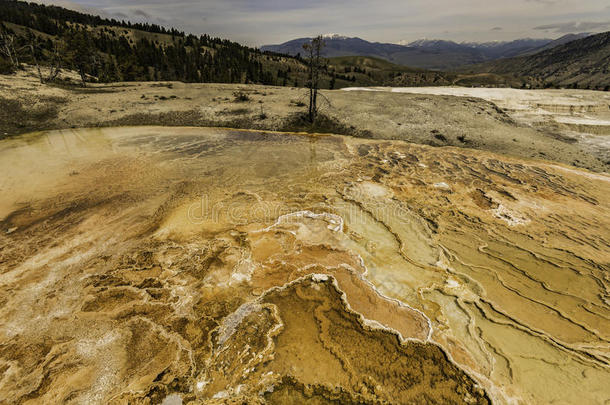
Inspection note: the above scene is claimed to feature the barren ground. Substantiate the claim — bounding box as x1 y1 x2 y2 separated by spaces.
1 70 608 172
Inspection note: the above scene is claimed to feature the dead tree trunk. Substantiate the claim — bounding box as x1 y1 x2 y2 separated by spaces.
46 43 62 82
0 31 20 69
303 36 326 123
26 39 62 84
26 43 44 83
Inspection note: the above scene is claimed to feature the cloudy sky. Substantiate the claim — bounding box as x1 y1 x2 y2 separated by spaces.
37 0 610 46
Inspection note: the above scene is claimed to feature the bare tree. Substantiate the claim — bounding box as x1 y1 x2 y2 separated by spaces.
22 29 63 84
0 30 23 69
45 42 63 82
1 27 63 81
303 35 326 123
27 42 63 84
24 30 43 83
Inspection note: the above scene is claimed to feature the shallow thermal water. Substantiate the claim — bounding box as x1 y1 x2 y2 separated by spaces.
0 126 609 404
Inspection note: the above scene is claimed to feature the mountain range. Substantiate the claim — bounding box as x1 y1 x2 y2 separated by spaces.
262 34 590 71
464 31 610 89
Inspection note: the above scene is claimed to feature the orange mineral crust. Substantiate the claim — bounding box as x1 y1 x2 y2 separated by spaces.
0 127 608 404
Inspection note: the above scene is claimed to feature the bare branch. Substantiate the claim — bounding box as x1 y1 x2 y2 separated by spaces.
303 35 326 123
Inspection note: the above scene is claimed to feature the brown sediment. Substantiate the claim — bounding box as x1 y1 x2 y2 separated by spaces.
188 274 488 404
0 126 608 404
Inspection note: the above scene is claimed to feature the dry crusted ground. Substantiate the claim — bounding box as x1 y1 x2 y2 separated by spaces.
0 127 608 404
0 70 608 172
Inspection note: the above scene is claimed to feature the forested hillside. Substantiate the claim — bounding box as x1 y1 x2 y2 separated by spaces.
0 1 414 89
0 0 292 84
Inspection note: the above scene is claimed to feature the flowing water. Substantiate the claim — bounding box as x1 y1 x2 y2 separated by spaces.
0 126 608 404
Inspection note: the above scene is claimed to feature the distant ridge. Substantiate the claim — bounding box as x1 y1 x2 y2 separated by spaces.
464 31 610 89
517 33 591 56
262 36 566 70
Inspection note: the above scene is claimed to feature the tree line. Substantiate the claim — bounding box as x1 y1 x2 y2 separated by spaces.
0 0 286 85
0 0 401 91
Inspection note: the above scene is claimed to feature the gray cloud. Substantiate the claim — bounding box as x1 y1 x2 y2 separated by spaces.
534 21 610 33
132 9 151 18
36 0 610 46
33 0 111 18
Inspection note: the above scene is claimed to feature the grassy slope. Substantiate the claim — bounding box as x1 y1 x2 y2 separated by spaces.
462 32 610 89
327 55 531 88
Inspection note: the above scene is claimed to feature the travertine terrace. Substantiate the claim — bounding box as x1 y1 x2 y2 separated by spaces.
1 127 608 404
344 86 610 167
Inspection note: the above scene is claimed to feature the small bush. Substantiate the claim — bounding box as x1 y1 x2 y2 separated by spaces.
279 112 371 137
233 91 250 102
258 105 267 120
0 57 15 74
431 130 447 142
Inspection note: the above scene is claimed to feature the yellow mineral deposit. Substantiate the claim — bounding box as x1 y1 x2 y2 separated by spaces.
0 126 608 404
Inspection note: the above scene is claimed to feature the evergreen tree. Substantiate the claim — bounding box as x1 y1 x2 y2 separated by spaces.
67 29 95 86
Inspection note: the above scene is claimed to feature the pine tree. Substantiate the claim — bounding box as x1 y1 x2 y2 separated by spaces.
67 29 95 86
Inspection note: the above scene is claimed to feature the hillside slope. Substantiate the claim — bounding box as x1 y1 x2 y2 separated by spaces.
517 33 590 56
327 56 454 86
2 1 459 89
0 0 287 84
465 31 610 89
0 1 466 89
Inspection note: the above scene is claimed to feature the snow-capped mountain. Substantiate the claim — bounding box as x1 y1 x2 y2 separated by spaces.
321 33 349 40
399 38 553 57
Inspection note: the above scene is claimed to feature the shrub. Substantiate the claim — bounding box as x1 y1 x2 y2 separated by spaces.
258 105 267 120
0 57 15 74
233 91 250 102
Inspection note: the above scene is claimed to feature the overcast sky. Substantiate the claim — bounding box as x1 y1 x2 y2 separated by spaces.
37 0 610 46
